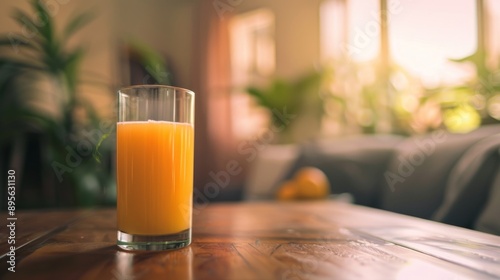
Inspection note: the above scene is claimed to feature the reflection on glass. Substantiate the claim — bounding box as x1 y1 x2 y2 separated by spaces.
113 248 193 280
113 251 134 280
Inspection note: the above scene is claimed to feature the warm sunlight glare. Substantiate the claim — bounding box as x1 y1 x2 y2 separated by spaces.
347 0 380 62
389 0 477 87
321 0 478 88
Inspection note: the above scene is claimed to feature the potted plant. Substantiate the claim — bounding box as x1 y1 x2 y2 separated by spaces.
0 0 114 208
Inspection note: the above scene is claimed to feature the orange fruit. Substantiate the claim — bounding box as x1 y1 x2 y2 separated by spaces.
293 167 330 199
275 167 330 201
276 180 298 201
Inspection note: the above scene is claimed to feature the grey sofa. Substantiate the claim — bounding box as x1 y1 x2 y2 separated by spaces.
281 124 500 235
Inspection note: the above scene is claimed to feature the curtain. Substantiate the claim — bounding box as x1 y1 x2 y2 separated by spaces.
191 1 240 197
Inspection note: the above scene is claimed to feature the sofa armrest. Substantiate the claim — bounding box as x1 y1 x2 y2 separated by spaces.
474 160 500 235
432 134 500 228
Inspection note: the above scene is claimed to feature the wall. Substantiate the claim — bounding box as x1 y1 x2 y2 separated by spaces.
0 0 323 112
113 0 196 89
234 0 323 79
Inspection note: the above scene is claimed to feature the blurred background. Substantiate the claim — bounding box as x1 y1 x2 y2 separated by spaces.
1 0 499 209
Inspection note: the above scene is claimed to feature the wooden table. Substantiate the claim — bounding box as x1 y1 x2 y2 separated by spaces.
1 201 500 279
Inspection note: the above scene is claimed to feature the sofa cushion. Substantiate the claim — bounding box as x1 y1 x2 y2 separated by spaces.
432 134 500 228
380 125 500 219
280 135 402 207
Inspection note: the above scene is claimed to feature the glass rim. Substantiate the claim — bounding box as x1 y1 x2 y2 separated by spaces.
118 84 195 96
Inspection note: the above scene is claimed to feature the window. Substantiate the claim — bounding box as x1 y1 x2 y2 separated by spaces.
320 0 499 134
389 0 476 87
230 9 275 139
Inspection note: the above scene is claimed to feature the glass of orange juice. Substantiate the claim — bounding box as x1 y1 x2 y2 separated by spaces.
116 85 194 250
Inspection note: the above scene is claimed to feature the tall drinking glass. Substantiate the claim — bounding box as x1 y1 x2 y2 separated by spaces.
116 85 194 250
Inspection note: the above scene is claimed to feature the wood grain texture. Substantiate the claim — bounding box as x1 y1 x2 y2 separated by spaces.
1 201 500 279
0 210 86 257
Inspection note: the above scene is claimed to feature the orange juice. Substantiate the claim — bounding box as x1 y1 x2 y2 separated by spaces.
116 120 194 236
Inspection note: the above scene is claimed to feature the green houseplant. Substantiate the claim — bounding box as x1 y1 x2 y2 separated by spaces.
0 0 114 208
246 68 329 143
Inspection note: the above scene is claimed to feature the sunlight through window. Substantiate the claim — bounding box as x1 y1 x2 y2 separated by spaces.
230 9 276 139
389 0 477 88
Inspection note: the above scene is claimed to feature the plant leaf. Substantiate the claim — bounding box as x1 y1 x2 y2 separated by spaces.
247 87 271 108
0 34 39 52
0 57 45 71
78 98 112 164
12 8 39 36
92 131 111 164
0 107 65 148
127 40 171 84
63 12 95 40
63 48 85 94
34 0 54 44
